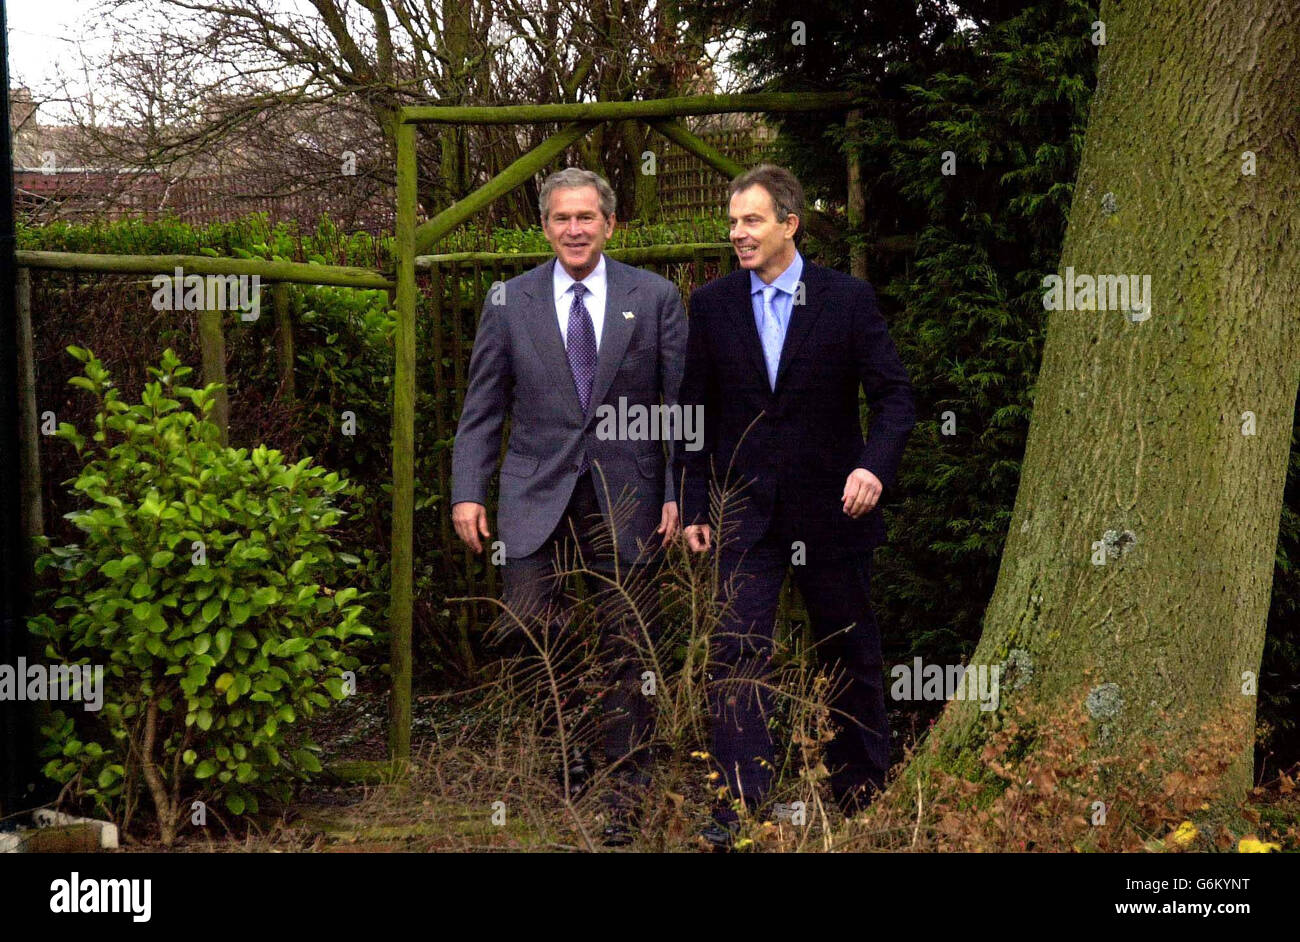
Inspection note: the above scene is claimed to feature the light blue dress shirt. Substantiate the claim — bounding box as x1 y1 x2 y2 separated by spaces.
750 250 804 390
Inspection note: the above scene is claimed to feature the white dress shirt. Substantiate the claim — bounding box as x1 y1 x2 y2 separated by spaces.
553 254 607 351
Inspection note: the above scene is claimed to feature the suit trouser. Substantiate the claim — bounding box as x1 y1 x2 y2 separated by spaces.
497 471 655 784
711 511 889 816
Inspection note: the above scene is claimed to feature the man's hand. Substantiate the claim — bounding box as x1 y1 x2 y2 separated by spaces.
684 523 712 552
452 501 491 553
842 468 883 518
656 501 680 548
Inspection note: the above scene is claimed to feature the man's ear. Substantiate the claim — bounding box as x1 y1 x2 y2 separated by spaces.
785 213 800 241
605 214 617 237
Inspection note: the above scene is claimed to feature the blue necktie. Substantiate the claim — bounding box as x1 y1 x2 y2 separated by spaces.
566 282 597 473
759 284 781 390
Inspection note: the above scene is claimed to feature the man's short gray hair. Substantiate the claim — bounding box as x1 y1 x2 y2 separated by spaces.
538 168 617 220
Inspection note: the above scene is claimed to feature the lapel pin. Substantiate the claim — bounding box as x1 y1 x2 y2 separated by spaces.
623 311 635 320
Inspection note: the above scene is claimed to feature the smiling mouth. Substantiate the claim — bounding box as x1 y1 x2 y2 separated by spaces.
735 244 758 259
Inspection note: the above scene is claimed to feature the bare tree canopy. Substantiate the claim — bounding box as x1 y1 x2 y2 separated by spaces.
23 0 745 233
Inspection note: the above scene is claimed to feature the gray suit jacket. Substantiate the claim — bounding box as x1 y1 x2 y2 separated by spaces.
450 254 687 562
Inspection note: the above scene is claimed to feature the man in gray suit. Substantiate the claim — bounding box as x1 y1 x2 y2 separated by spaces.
450 169 686 830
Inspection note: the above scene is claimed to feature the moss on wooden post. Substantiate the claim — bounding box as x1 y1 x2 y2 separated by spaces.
413 121 597 255
402 92 860 125
197 306 228 447
16 251 392 290
272 282 296 403
389 120 417 764
414 244 732 268
647 118 745 177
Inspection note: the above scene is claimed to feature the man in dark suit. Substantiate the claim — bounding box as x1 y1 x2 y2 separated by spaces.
676 164 915 838
451 169 686 840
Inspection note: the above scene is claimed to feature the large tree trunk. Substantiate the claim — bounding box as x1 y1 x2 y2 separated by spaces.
895 0 1300 812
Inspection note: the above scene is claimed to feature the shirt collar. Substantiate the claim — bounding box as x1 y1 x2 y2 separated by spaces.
750 249 804 298
554 253 607 295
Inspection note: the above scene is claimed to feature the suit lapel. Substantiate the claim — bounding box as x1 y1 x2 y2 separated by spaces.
774 261 826 392
521 258 583 419
589 256 636 413
729 271 770 388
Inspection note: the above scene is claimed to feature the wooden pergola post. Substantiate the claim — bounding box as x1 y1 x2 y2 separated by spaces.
272 281 295 403
197 306 229 447
388 120 417 764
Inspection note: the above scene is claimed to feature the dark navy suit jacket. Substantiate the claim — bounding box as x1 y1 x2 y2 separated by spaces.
675 260 915 553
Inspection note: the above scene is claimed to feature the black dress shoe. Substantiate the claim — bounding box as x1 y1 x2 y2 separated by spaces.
597 777 642 847
555 747 594 800
699 820 738 852
601 821 635 847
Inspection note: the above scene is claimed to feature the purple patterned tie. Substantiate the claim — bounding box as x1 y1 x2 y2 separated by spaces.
566 282 597 473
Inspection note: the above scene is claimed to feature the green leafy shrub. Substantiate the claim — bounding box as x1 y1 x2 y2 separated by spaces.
28 346 373 845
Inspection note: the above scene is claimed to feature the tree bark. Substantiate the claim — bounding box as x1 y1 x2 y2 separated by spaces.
438 0 472 205
139 698 177 847
846 108 868 280
896 0 1300 808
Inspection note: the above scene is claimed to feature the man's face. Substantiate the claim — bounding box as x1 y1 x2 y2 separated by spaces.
729 184 798 281
543 185 615 279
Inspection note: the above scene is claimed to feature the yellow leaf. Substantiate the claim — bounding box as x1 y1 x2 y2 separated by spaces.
1238 836 1281 853
214 672 235 693
1167 821 1198 848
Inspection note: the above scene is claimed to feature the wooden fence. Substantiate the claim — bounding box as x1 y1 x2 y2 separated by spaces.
14 169 395 234
657 128 776 217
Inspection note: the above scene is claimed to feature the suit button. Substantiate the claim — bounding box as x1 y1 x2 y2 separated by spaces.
571 464 580 473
